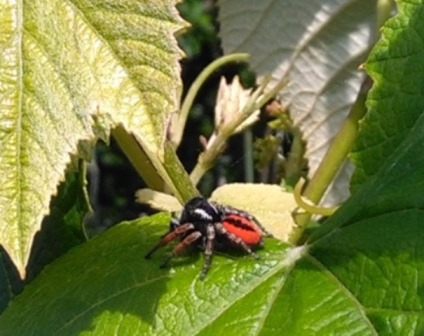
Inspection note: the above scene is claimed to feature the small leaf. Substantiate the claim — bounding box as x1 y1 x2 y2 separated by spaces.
135 188 182 212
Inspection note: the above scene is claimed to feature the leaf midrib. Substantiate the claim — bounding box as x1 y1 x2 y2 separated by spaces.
306 254 379 335
192 254 289 335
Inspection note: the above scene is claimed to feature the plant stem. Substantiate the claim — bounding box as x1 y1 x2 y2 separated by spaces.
190 133 222 186
305 91 367 203
112 126 165 191
290 1 389 242
291 85 368 241
113 127 199 203
284 127 304 187
162 141 200 202
243 129 254 182
170 53 250 147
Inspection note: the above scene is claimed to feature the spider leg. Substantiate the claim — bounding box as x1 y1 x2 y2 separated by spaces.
222 207 273 237
200 223 216 280
145 223 195 259
159 230 202 268
215 222 260 259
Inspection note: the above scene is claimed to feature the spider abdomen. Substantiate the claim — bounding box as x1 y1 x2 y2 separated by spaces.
222 214 263 246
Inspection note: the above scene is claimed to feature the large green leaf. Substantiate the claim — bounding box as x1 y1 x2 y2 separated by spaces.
0 0 185 276
1 198 423 334
310 211 424 335
351 0 424 190
0 214 289 335
0 213 378 335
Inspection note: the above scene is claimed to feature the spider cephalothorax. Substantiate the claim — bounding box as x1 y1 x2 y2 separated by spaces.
145 196 270 279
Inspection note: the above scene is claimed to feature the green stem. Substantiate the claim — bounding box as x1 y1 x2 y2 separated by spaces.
290 0 391 242
162 141 200 202
79 160 92 241
291 86 368 242
113 127 199 203
112 126 165 191
170 53 250 147
284 128 304 187
190 133 222 186
243 129 254 182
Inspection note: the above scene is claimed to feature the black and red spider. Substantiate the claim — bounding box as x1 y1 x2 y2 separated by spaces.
145 196 271 279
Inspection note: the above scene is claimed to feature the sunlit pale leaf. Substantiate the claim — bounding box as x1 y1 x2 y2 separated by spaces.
210 183 297 241
218 0 378 205
135 188 183 212
0 0 185 276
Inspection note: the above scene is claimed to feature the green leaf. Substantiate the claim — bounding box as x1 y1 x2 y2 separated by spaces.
0 0 185 276
0 211 403 336
0 214 288 335
309 209 424 335
2 197 424 335
311 115 424 243
350 0 424 190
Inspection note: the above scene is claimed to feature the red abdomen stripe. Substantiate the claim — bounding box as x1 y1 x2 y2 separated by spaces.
222 214 262 246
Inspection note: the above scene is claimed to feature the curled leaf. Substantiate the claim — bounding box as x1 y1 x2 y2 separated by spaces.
135 189 182 213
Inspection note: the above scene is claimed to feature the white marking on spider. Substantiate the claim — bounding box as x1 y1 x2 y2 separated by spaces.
194 208 213 220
